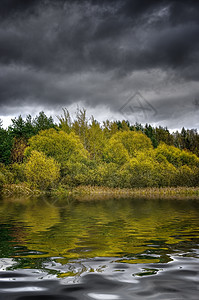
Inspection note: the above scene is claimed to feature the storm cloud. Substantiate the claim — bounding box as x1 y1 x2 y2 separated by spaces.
0 0 199 129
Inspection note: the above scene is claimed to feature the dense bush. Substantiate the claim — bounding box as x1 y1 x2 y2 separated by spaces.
111 131 153 157
0 163 14 184
174 166 196 187
61 160 94 187
9 163 26 183
25 129 88 166
0 172 5 190
25 151 60 190
103 139 130 165
155 143 199 168
1 110 199 191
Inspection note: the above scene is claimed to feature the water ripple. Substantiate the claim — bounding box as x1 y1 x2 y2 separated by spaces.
0 254 198 300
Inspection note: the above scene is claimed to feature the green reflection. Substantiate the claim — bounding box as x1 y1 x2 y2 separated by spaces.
0 196 199 270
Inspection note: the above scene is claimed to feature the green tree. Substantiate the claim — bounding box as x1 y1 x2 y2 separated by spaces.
25 128 88 168
102 120 118 138
8 115 35 141
8 115 26 138
144 124 158 148
155 126 174 146
33 111 56 133
96 162 123 188
123 155 157 187
116 120 130 131
0 171 5 190
103 139 130 165
0 163 14 184
25 150 60 190
155 143 199 168
0 127 13 165
87 116 106 160
130 122 144 132
9 162 26 183
11 137 27 163
174 165 195 187
72 108 89 149
24 114 35 138
57 108 72 134
111 131 153 157
121 152 177 188
61 160 97 187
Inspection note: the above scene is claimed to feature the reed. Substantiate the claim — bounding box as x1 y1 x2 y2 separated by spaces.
2 184 199 200
2 183 42 196
69 185 199 201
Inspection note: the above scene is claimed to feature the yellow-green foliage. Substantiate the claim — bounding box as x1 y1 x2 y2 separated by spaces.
103 139 130 165
25 150 60 190
61 160 95 187
123 155 157 187
0 172 5 190
179 150 199 167
3 120 199 190
9 162 26 183
25 129 88 165
155 160 177 187
174 165 196 187
96 162 122 188
155 143 199 168
0 163 14 184
90 133 199 188
121 151 177 188
111 131 153 157
87 117 107 160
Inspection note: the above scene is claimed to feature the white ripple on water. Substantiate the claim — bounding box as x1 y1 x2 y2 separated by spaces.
0 258 15 270
88 293 120 300
0 286 47 292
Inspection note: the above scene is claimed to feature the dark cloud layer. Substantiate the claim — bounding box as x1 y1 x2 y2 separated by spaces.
0 0 199 129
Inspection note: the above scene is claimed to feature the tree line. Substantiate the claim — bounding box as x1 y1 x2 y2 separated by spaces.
1 108 199 190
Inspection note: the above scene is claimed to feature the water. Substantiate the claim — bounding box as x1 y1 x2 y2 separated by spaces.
0 196 199 299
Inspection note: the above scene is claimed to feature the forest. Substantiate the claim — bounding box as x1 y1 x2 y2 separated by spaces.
1 108 199 192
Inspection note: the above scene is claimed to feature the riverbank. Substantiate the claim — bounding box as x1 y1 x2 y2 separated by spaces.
66 185 199 201
1 184 199 200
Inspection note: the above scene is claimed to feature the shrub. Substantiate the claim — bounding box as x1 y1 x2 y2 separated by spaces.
61 160 93 186
123 157 157 188
25 151 60 190
95 163 125 188
173 165 195 187
155 143 199 168
9 163 26 183
111 131 153 157
0 172 6 190
103 139 130 165
0 163 14 184
25 129 88 166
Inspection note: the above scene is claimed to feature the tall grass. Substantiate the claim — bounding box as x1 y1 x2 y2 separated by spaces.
2 184 199 200
2 183 42 196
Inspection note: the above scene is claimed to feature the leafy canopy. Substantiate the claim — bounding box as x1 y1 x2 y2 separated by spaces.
25 128 88 166
25 150 60 190
109 131 153 157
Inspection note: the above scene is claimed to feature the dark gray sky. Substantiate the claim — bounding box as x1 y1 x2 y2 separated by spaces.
0 0 199 129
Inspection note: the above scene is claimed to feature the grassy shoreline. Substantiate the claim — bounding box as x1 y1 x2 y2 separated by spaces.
67 185 199 201
1 184 199 200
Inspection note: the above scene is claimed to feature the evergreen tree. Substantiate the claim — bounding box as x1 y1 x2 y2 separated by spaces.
33 111 56 133
0 127 13 165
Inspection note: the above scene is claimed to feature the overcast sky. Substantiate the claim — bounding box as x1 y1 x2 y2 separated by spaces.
0 0 199 130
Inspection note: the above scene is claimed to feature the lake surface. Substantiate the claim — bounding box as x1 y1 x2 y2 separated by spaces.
0 195 199 299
